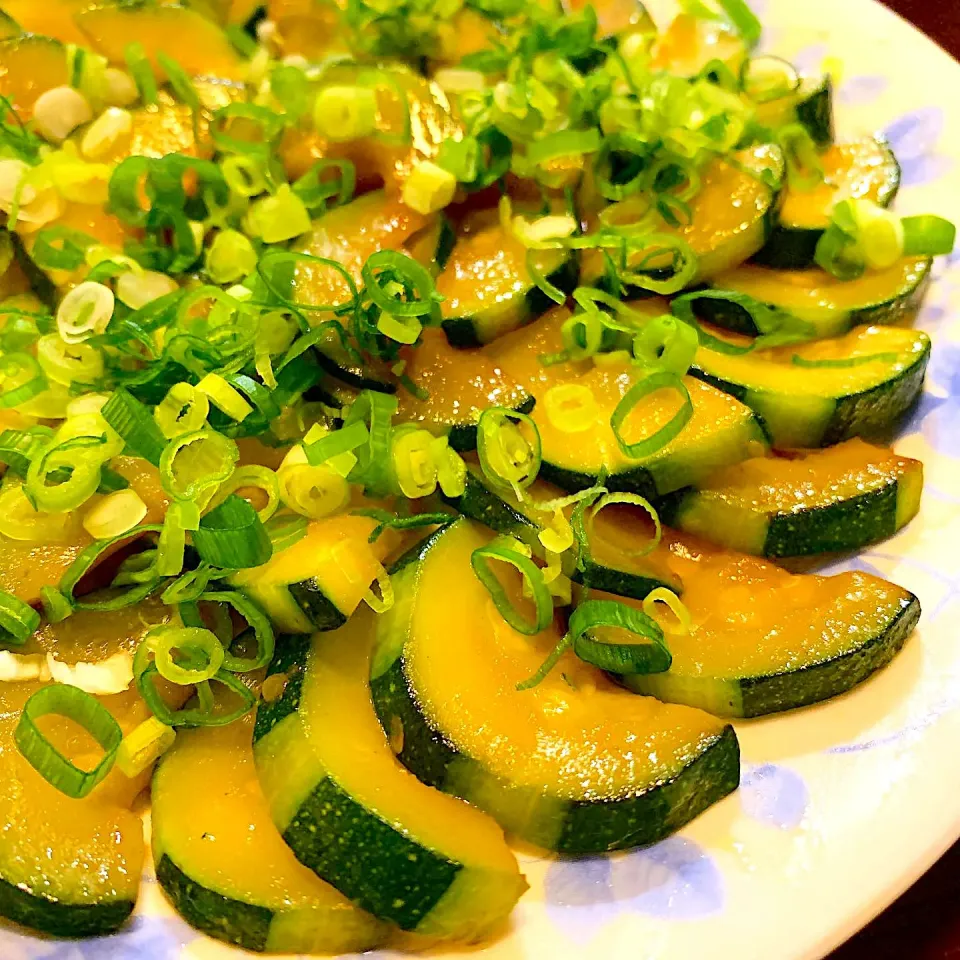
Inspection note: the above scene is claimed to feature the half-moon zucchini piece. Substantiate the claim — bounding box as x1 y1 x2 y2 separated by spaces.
658 439 923 557
0 34 70 119
691 324 930 448
438 220 579 348
617 530 920 717
371 519 740 854
754 75 834 147
253 617 527 939
752 136 900 268
486 308 769 499
153 715 388 954
702 256 932 339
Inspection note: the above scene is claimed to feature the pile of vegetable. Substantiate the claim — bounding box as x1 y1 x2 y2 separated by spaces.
0 0 949 952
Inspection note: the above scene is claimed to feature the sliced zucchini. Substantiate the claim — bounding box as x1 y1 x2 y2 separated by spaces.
0 455 167 605
0 604 174 937
618 530 920 716
0 9 20 41
153 715 388 954
396 327 533 451
581 144 784 293
659 439 923 557
253 616 528 939
486 308 769 499
371 519 739 853
446 467 683 600
76 1 246 81
753 136 900 268
0 34 70 119
691 324 931 447
702 256 932 339
754 75 834 147
229 513 399 633
0 0 90 44
438 219 579 348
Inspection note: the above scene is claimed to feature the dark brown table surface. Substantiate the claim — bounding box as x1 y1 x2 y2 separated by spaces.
826 2 960 958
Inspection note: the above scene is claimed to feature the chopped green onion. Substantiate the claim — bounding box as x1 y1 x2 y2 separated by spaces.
0 589 40 646
207 465 280 523
124 42 158 106
571 598 671 674
362 565 394 613
391 426 438 499
515 632 573 691
265 513 309 553
610 372 693 459
0 428 48 476
246 184 312 244
471 540 553 636
0 352 47 410
586 492 661 561
477 407 541 494
527 128 602 166
15 684 122 798
902 215 956 257
343 390 398 498
159 429 238 503
115 716 176 778
83 488 148 539
154 382 210 439
401 161 457 214
140 624 225 686
32 226 96 271
196 373 254 422
155 52 200 139
201 589 275 672
193 494 272 569
314 85 378 141
205 230 258 285
436 137 479 182
778 124 824 190
642 587 692 635
102 388 168 465
718 0 762 47
361 250 441 319
431 436 466 497
353 508 451 542
740 55 800 103
36 335 104 386
25 436 105 513
40 585 73 623
304 421 369 467
138 664 256 727
292 158 357 215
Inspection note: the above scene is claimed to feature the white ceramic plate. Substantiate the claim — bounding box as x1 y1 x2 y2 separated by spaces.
5 1 960 958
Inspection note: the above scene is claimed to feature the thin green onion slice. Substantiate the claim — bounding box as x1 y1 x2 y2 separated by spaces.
207 465 280 523
0 428 48 476
161 564 225 605
471 540 553 636
515 633 573 691
0 352 47 409
718 0 762 47
526 248 567 306
59 524 163 604
200 589 275 673
571 598 671 675
631 314 700 375
115 716 176 778
477 407 542 493
25 436 105 513
353 508 451 543
618 234 699 296
0 589 40 646
159 429 239 503
31 226 96 271
740 55 800 103
901 215 956 256
778 123 824 191
344 390 398 498
258 248 361 317
193 494 272 569
15 684 122 798
265 513 309 553
138 664 256 727
292 158 357 215
124 42 158 105
102 389 168 465
587 492 662 560
610 372 693 459
361 250 441 319
154 382 210 439
527 128 602 166
143 625 225 686
304 421 370 467
40 585 73 624
642 587 692 635
210 103 286 158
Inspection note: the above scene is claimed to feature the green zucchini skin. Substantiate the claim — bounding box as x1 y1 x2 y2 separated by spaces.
441 253 580 349
697 259 932 339
0 877 133 939
624 588 920 718
156 854 271 953
287 582 348 632
691 342 929 448
370 529 739 855
795 76 834 147
446 394 536 453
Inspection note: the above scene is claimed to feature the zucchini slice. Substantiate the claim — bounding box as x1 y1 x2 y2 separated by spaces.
253 617 528 939
446 467 683 600
372 519 740 854
581 144 784 293
486 308 769 499
618 531 920 717
753 136 900 268
395 328 533 451
691 324 931 448
703 256 932 339
659 439 923 557
230 513 398 633
755 76 834 147
153 715 388 954
0 10 19 41
438 219 579 348
0 0 88 44
0 604 176 937
0 34 70 119
75 1 246 81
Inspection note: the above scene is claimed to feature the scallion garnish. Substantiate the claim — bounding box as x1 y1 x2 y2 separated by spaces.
192 494 272 569
477 407 542 494
0 589 40 646
471 539 553 636
571 598 671 675
15 685 123 798
609 371 693 459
